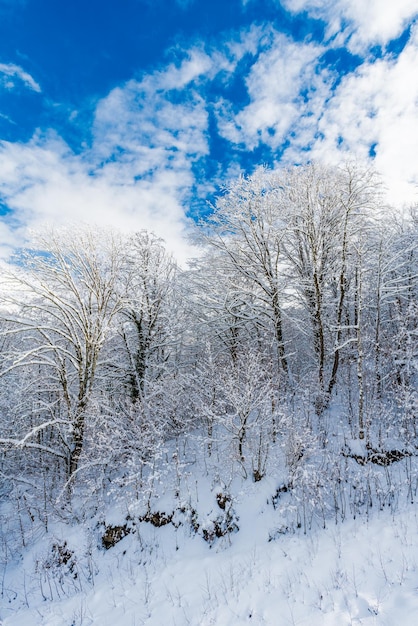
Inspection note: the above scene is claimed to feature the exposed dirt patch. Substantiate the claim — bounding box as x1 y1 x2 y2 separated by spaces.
344 446 412 466
102 524 131 549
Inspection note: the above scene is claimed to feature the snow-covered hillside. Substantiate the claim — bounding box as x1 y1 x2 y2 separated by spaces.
2 466 418 626
1 176 417 625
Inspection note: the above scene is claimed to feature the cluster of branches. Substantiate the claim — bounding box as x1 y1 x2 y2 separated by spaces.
0 162 417 518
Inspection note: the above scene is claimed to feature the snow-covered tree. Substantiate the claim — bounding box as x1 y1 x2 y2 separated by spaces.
114 231 181 403
198 168 289 382
0 226 125 485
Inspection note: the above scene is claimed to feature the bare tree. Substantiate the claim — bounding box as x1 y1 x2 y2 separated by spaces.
277 162 382 405
198 167 289 381
114 231 182 403
0 226 125 484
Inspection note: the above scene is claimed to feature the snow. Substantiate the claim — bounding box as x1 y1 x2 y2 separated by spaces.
2 475 418 625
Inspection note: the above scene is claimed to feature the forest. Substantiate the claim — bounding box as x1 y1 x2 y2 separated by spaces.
1 161 418 622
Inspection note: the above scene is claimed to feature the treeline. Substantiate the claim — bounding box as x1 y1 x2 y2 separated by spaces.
0 161 417 527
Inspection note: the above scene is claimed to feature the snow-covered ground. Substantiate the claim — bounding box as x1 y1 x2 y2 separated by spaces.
2 474 418 626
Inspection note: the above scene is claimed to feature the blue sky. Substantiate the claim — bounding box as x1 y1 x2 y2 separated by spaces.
0 0 417 261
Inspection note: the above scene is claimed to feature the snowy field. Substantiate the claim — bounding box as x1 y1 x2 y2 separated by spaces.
2 475 418 626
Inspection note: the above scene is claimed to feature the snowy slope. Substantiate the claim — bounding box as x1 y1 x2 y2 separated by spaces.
2 475 418 626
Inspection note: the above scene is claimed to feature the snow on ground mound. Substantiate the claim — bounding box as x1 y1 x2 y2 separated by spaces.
2 478 418 625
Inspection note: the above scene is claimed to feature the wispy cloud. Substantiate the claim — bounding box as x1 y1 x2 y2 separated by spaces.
214 21 418 205
0 52 215 263
216 31 328 150
0 62 41 93
309 24 418 205
281 0 418 52
0 10 418 265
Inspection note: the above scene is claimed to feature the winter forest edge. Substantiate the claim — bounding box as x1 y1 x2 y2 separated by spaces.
1 161 418 624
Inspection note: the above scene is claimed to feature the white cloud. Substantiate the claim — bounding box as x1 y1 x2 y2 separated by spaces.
1 14 418 267
0 132 197 264
216 33 328 150
307 24 418 205
91 56 210 173
0 62 41 92
281 0 418 52
0 53 214 264
0 219 19 258
215 19 418 207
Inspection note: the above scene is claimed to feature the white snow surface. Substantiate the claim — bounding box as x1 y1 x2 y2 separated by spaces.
2 474 418 626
